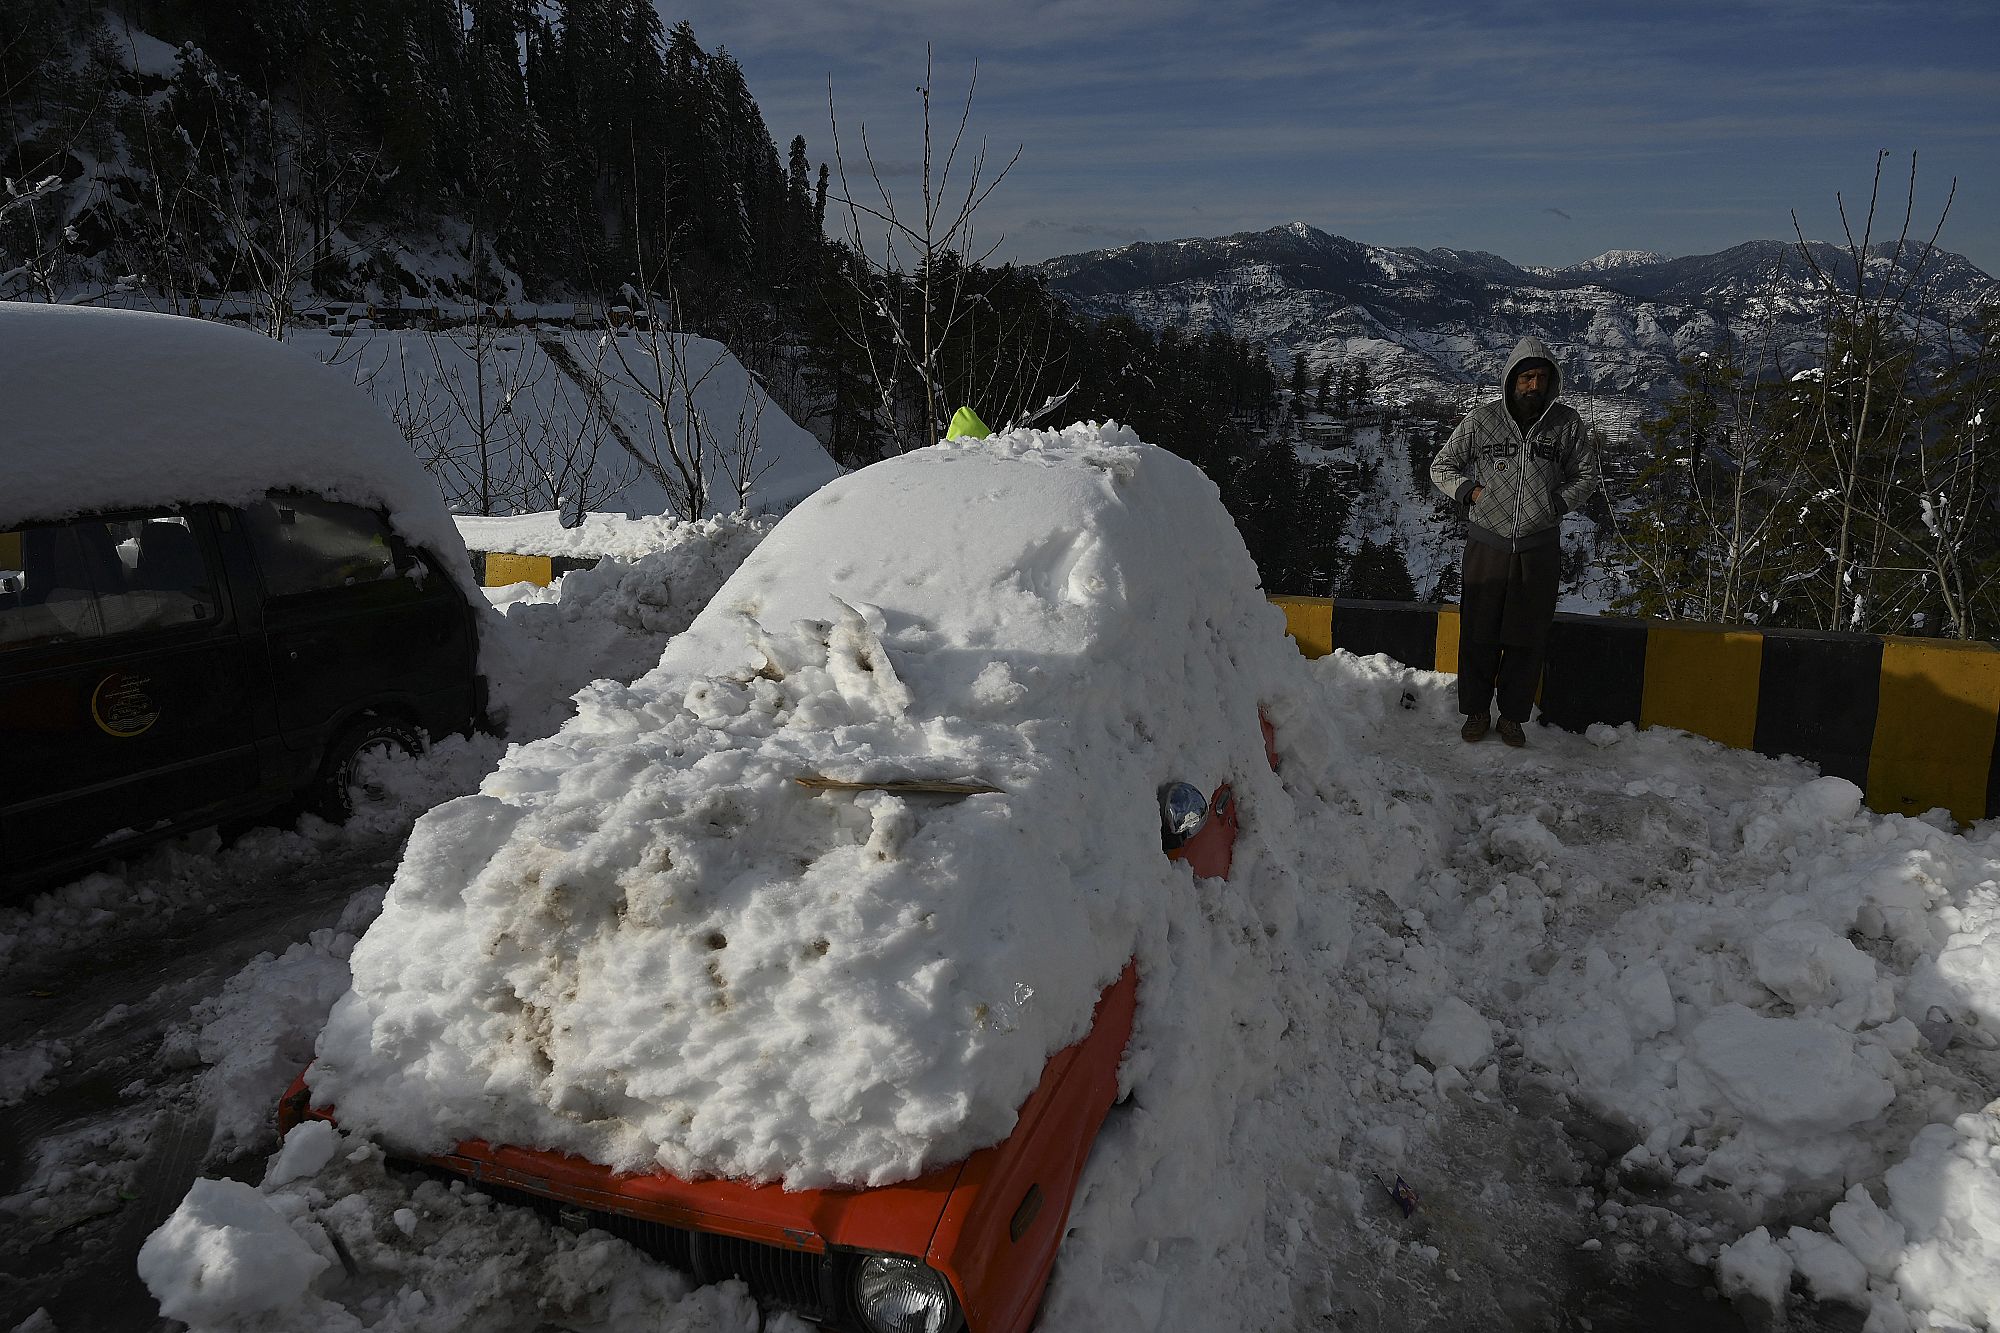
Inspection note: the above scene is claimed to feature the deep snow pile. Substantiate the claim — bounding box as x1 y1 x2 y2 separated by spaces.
1275 660 2000 1332
307 424 1309 1188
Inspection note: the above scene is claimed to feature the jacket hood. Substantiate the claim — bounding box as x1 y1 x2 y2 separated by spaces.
1502 336 1562 401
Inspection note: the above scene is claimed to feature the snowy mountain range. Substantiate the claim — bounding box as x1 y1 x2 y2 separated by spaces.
1038 223 1998 408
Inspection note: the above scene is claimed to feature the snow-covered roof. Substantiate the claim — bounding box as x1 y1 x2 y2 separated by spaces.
310 423 1300 1188
0 304 472 580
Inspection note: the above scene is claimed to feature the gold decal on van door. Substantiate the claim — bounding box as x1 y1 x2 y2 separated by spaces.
91 673 160 737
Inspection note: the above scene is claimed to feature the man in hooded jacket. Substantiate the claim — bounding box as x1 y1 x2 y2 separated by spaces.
1430 336 1600 746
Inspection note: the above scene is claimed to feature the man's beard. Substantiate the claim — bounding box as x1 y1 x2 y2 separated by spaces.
1515 389 1547 414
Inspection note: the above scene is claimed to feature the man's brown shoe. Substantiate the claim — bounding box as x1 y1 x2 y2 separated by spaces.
1460 714 1491 743
1497 718 1527 747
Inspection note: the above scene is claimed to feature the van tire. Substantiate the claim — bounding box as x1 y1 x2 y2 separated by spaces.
309 715 425 823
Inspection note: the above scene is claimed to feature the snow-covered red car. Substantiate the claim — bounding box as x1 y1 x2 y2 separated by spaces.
282 426 1293 1332
281 758 1262 1333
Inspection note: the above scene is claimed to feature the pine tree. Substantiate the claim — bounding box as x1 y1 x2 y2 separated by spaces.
1612 349 1756 621
1342 538 1417 601
1349 358 1372 413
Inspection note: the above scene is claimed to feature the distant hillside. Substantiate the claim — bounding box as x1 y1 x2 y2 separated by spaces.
2 3 824 316
1037 223 1997 410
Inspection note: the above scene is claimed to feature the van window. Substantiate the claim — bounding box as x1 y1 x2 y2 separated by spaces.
243 495 398 597
0 514 220 651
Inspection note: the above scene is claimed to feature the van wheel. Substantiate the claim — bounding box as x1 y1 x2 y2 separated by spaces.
310 716 425 822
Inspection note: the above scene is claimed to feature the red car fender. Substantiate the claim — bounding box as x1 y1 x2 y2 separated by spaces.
926 961 1139 1333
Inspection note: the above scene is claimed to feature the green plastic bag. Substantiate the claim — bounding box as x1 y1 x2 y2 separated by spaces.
947 406 992 440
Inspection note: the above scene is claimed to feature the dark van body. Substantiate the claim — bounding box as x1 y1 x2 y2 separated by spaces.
0 493 483 894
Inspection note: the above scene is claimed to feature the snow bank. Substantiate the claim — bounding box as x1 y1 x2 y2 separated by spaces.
310 424 1303 1188
454 511 720 561
476 512 772 740
1324 694 2000 1330
0 306 474 601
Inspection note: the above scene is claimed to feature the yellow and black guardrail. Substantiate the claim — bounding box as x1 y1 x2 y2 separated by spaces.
467 551 599 588
1271 596 2000 827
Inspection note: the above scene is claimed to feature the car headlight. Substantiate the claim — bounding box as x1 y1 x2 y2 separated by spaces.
853 1254 960 1333
1158 780 1209 849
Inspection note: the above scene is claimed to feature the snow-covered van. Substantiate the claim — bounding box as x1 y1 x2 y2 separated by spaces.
280 426 1295 1333
0 305 486 891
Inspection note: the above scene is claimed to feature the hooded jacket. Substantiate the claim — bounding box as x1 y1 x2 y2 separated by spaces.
1430 336 1600 551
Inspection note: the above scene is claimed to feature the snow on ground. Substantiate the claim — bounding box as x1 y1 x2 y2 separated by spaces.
10 424 1996 1331
455 511 754 563
127 640 2000 1333
475 511 772 740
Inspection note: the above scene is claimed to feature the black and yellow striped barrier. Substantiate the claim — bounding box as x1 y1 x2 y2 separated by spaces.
1270 596 2000 826
467 551 600 588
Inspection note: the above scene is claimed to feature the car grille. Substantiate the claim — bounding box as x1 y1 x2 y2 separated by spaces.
409 1166 857 1327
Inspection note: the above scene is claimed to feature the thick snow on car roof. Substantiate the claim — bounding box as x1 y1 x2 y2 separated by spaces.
0 304 468 571
311 423 1306 1187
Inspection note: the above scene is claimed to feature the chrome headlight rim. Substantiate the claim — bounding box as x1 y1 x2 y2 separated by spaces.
1158 779 1210 849
851 1252 962 1333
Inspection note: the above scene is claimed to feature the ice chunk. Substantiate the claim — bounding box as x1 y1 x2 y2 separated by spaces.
1549 1008 1634 1081
1618 960 1677 1037
1684 1006 1894 1134
1829 1183 1908 1279
1785 777 1862 824
1750 919 1888 1025
137 1178 328 1324
1484 812 1561 867
1782 1227 1869 1305
264 1120 340 1188
1927 924 2000 1027
1416 996 1494 1071
1716 1225 1793 1308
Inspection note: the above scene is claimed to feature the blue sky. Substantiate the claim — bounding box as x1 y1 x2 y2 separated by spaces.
660 0 1999 274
